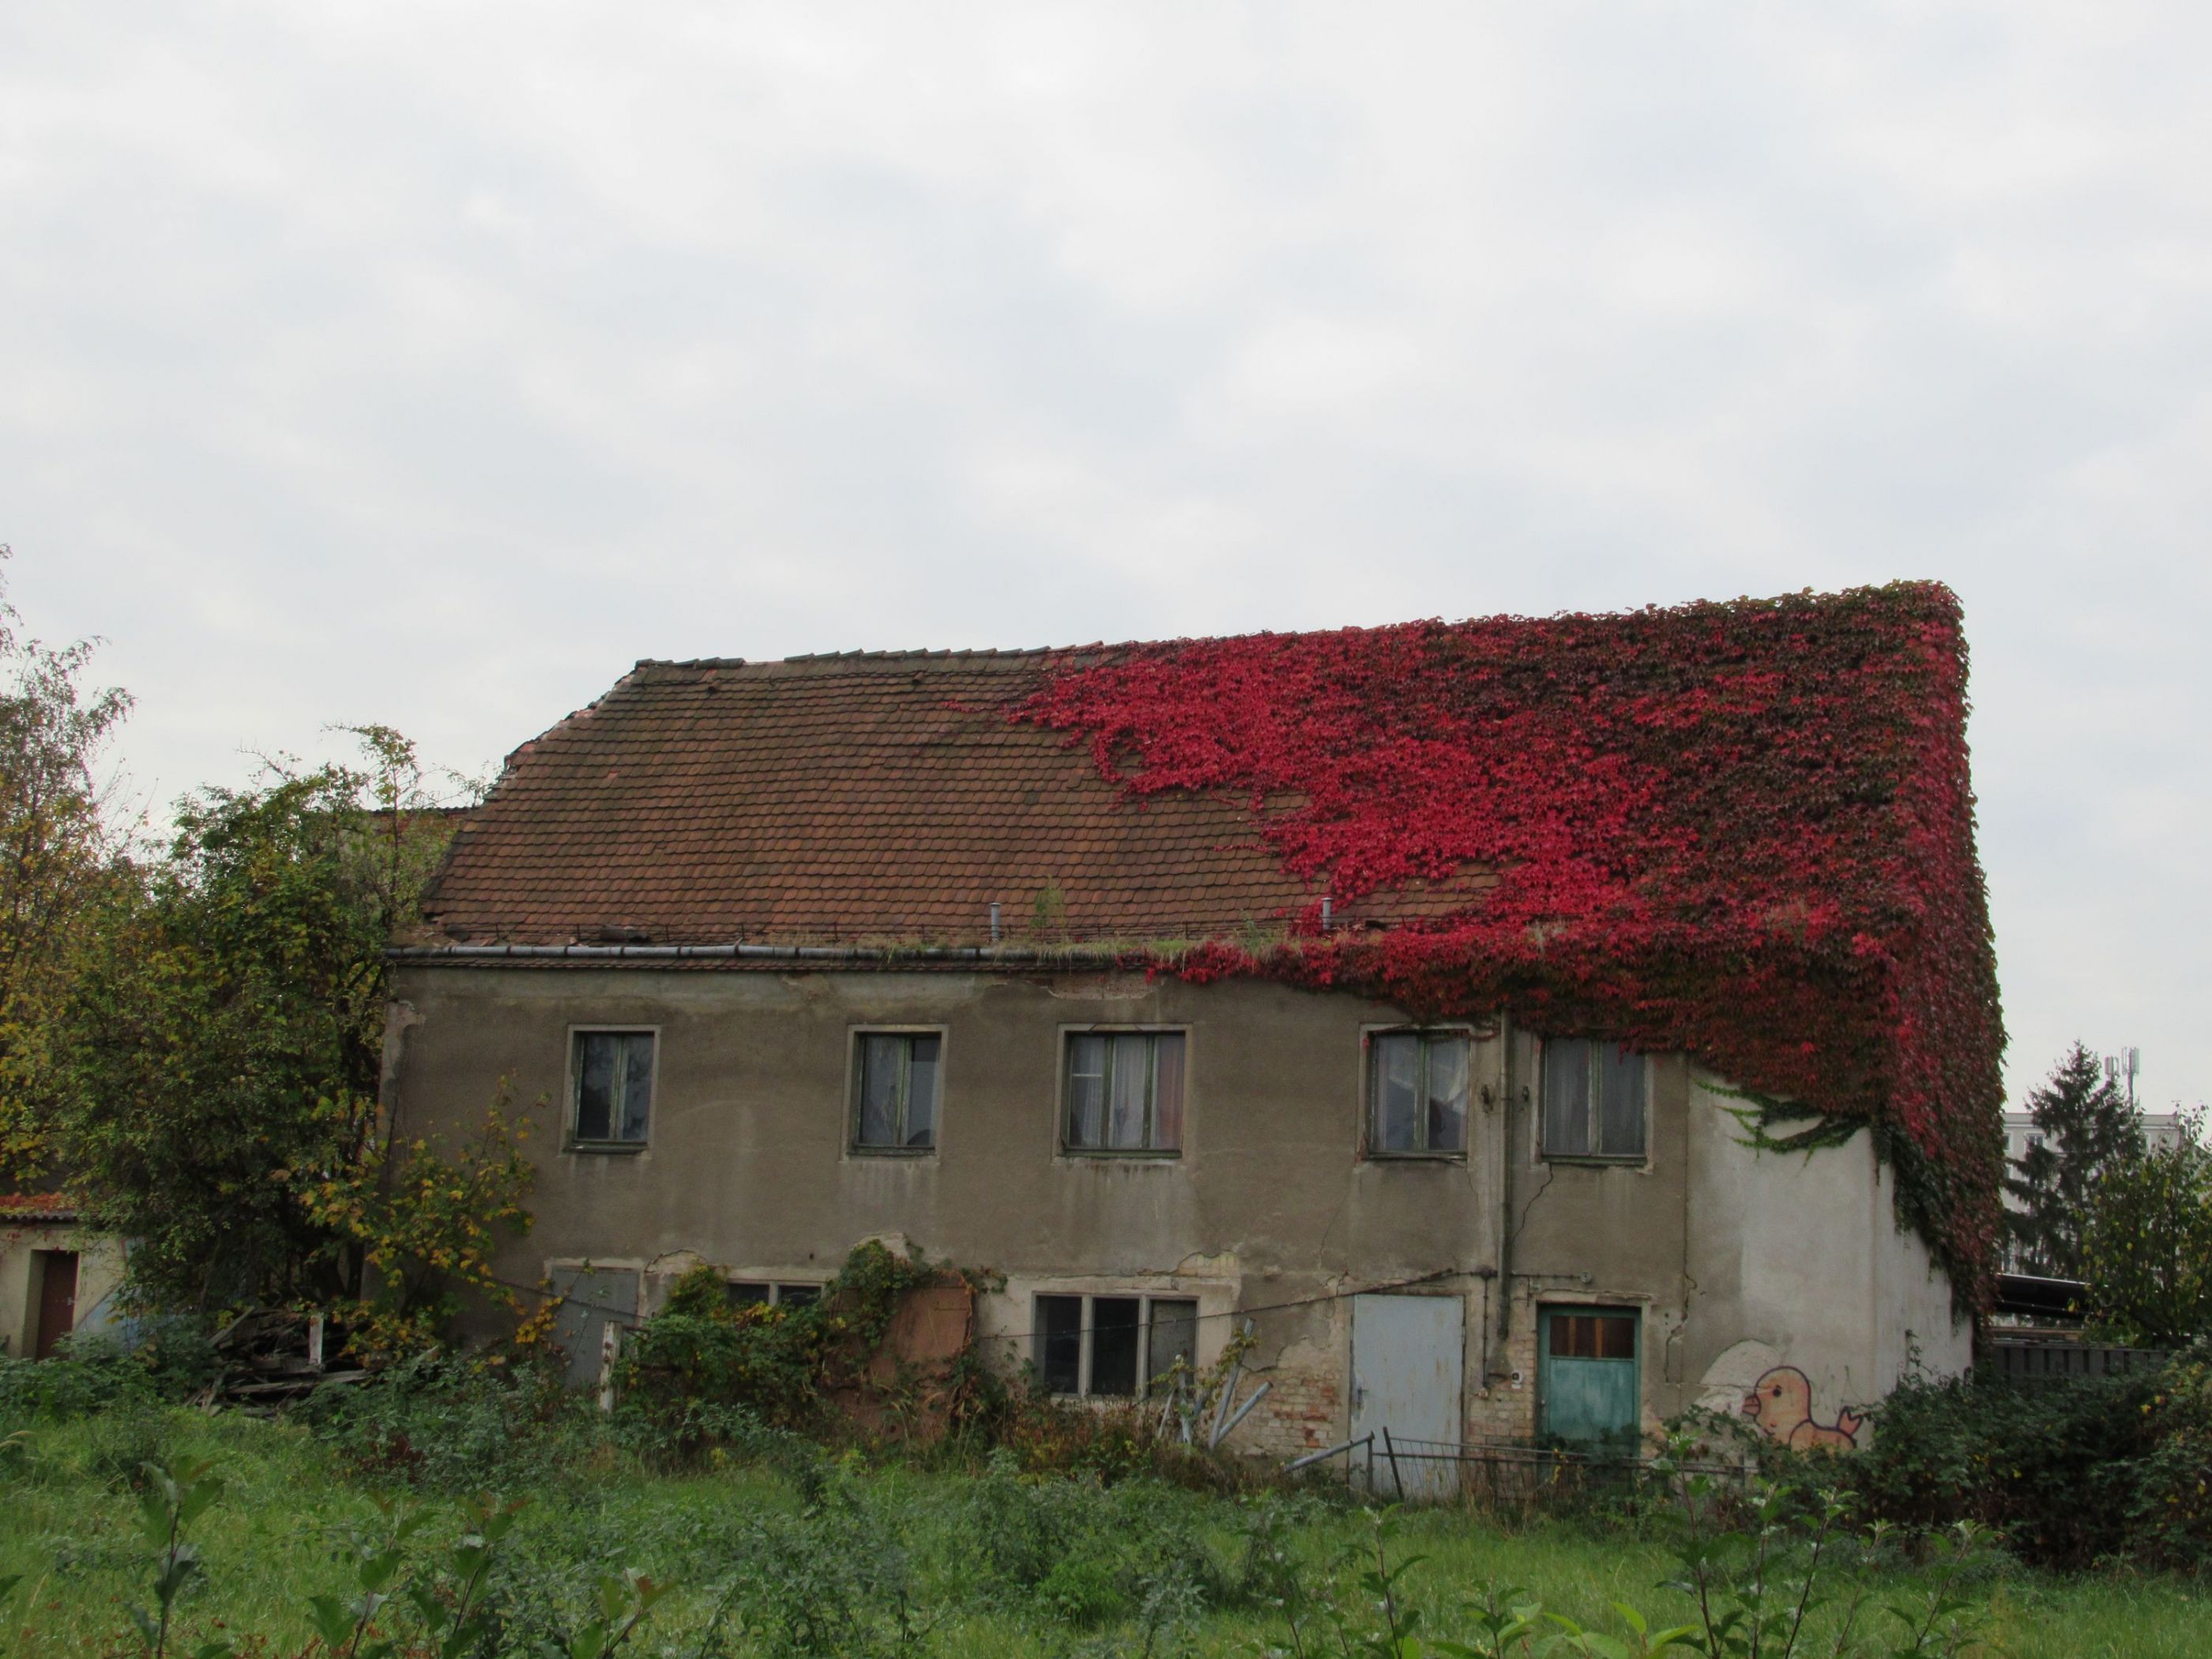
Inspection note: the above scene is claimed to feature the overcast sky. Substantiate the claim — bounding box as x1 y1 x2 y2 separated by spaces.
5 4 2207 1112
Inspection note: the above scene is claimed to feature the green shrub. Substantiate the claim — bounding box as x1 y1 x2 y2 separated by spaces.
1845 1357 2210 1570
615 1242 957 1441
0 1345 157 1427
616 1307 822 1430
295 1352 592 1492
947 1446 1234 1627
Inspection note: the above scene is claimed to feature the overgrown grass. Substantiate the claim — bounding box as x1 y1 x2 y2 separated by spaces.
2 1404 2207 1657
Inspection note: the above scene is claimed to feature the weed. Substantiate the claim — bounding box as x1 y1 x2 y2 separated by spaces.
126 1456 228 1659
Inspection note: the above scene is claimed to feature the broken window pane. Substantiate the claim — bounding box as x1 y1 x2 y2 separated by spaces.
856 1034 902 1147
1066 1035 1108 1149
1091 1296 1141 1396
576 1033 616 1142
1148 1298 1198 1390
1150 1033 1186 1150
1426 1036 1469 1153
1038 1294 1083 1394
618 1036 653 1140
1373 1034 1420 1152
1543 1038 1593 1157
775 1284 820 1307
726 1281 771 1308
905 1034 940 1147
1597 1045 1646 1157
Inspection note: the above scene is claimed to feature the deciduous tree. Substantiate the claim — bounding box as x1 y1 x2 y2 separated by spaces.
2082 1109 2212 1347
59 728 478 1309
0 547 131 1183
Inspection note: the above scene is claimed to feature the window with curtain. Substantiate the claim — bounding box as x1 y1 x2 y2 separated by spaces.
851 1030 942 1153
1367 1030 1470 1156
1541 1038 1648 1159
1063 1031 1186 1154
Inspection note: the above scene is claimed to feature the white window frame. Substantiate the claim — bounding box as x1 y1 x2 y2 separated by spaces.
1032 1290 1202 1400
566 1025 660 1151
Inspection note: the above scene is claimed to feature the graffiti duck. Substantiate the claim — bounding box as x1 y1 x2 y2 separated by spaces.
1741 1365 1863 1450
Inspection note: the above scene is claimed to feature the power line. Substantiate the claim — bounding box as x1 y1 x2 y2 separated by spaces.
481 1263 1470 1349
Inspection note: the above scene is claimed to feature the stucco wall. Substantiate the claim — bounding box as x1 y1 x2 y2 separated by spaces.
0 1221 128 1359
1681 1071 1967 1450
386 963 1964 1457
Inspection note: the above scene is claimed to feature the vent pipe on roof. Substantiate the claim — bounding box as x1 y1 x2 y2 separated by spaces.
1320 895 1332 931
989 901 1002 944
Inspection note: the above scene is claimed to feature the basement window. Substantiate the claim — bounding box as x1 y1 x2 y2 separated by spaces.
725 1281 822 1310
852 1030 942 1153
1063 1031 1186 1155
1034 1293 1201 1398
1367 1031 1469 1157
1542 1039 1647 1161
571 1029 655 1147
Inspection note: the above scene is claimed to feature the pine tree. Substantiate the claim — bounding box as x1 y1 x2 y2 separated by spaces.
2006 1042 2145 1279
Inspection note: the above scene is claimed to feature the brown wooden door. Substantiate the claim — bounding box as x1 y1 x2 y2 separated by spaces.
33 1251 78 1359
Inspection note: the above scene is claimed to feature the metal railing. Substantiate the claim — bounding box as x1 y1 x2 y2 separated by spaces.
1285 1429 1740 1505
1981 1337 2169 1384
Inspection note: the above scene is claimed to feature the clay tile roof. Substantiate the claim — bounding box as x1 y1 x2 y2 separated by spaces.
417 647 1482 949
0 1191 79 1221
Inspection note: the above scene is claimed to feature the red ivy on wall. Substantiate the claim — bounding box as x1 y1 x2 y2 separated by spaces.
1013 583 2005 1304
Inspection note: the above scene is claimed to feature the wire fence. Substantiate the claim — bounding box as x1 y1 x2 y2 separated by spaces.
1287 1428 1744 1507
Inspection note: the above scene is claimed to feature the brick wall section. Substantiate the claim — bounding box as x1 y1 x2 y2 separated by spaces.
1240 1364 1343 1457
1466 1311 1541 1443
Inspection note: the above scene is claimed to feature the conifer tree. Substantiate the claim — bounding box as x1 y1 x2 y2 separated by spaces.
2006 1042 2143 1278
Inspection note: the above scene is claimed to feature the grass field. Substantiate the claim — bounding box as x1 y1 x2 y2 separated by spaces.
2 1405 2206 1657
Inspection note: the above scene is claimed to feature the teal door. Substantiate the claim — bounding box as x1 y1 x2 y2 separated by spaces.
1538 1307 1640 1453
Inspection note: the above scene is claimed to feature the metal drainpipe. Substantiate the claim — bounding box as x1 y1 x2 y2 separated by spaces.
1496 1017 1517 1349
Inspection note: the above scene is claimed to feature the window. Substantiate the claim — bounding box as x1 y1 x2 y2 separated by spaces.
1368 1031 1470 1156
725 1281 822 1310
1063 1031 1185 1154
1541 1038 1646 1160
852 1031 941 1153
572 1030 654 1146
1546 1310 1638 1359
1034 1292 1200 1398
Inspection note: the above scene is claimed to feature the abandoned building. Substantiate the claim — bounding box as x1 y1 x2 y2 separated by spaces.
385 585 2003 1467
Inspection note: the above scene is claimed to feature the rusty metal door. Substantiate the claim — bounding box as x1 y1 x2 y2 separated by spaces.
33 1251 78 1359
1350 1293 1464 1499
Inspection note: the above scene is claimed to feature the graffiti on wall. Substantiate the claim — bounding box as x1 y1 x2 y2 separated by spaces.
1695 1341 1864 1451
1741 1365 1863 1450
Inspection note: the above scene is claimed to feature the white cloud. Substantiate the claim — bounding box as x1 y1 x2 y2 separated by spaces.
5 1 2210 1107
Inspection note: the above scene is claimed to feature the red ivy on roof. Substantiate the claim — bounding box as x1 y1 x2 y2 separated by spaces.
1014 582 2004 1303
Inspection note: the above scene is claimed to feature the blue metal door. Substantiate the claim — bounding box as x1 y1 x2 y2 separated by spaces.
1350 1294 1465 1499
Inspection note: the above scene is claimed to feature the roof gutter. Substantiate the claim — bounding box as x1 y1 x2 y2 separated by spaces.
385 941 1142 966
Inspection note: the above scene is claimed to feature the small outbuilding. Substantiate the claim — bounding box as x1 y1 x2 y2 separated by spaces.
1 1193 126 1360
